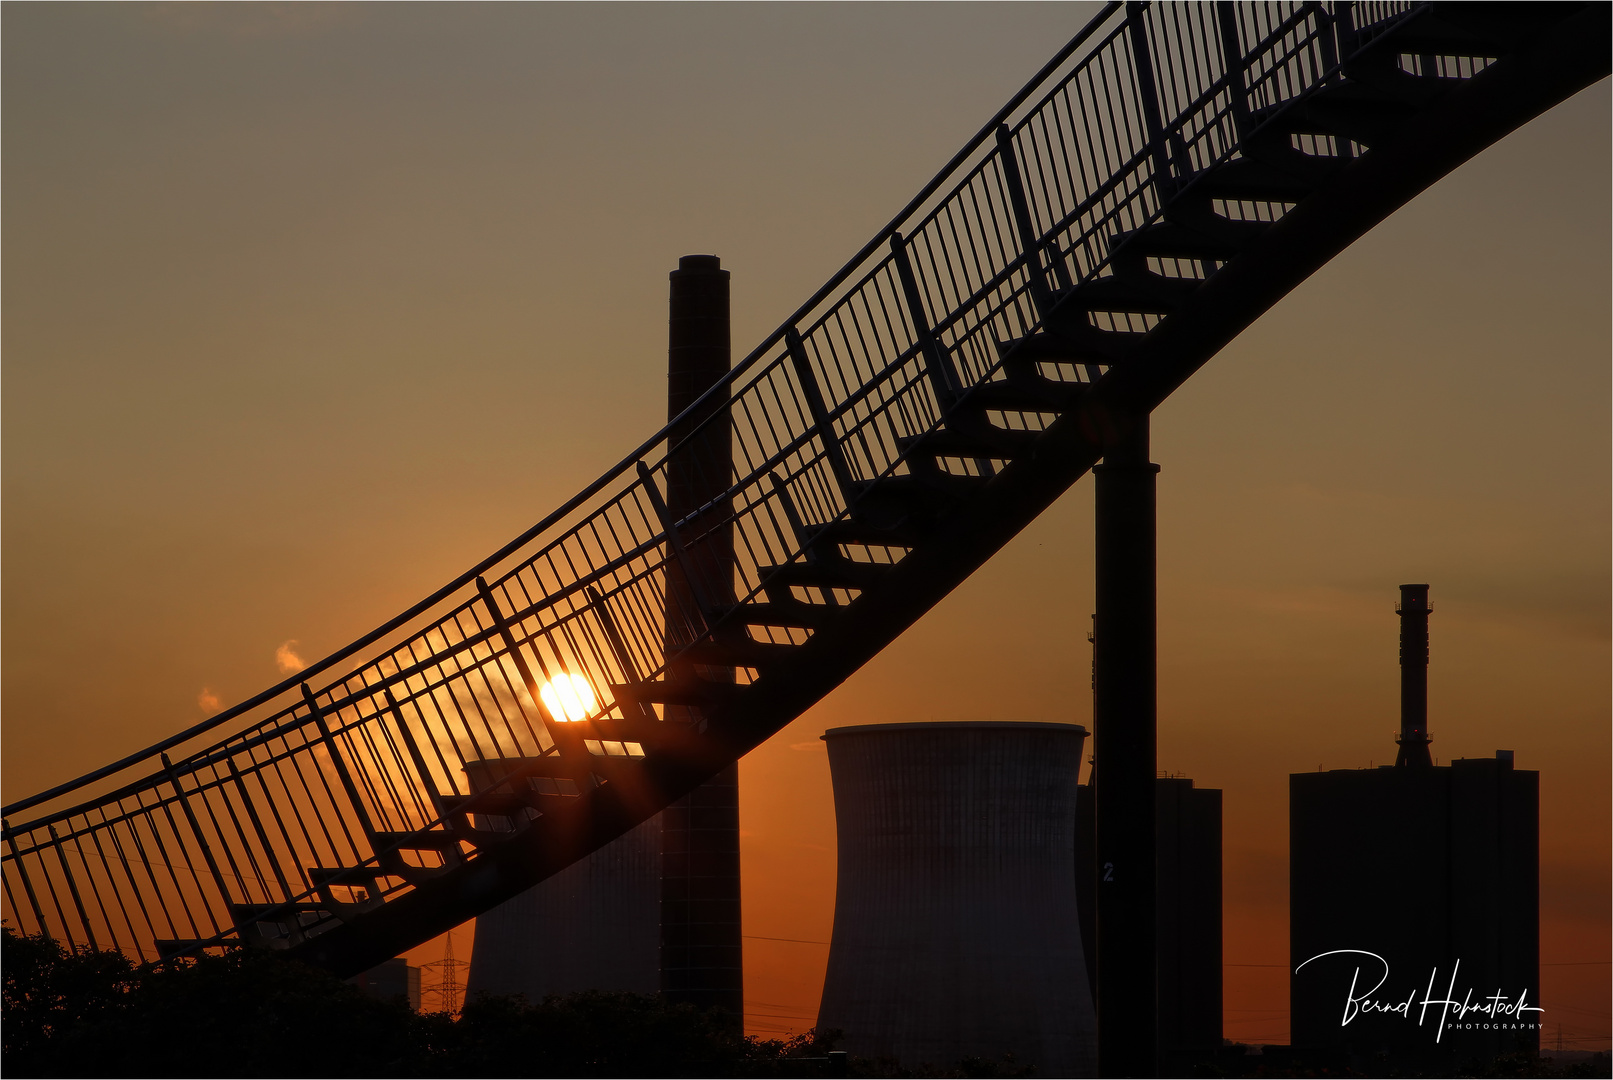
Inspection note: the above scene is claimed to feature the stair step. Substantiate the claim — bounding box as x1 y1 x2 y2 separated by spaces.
1067 267 1200 309
462 755 574 789
1432 6 1564 52
957 377 1081 415
725 600 838 630
458 776 583 816
761 560 891 590
810 517 925 552
373 829 460 852
611 675 743 707
990 332 1108 395
230 902 324 925
1294 83 1417 146
1380 10 1518 55
1163 193 1276 249
1034 306 1150 361
1106 221 1245 262
1346 61 1458 107
1185 156 1317 202
309 866 380 886
454 792 533 816
676 635 799 668
586 714 697 750
1237 125 1346 185
897 425 1040 461
869 470 989 515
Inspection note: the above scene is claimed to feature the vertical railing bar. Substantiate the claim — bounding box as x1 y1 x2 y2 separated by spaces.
4 822 50 935
198 769 262 901
150 789 223 937
636 462 722 625
871 277 929 437
1123 8 1174 196
417 682 476 784
586 585 653 693
70 827 121 952
102 817 158 958
47 825 98 950
137 795 209 939
459 621 530 758
347 709 409 833
249 762 314 892
442 678 499 770
993 127 1060 327
1036 109 1081 290
121 808 183 939
551 614 608 719
624 569 668 678
473 654 528 758
783 328 858 500
161 754 238 922
227 760 294 901
58 819 122 951
1318 11 1343 86
38 841 75 943
269 749 337 881
1 862 25 939
290 697 368 859
383 690 452 820
1336 0 1359 66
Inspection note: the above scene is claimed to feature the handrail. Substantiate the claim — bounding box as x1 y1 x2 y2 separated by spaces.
7 0 1493 967
1 1 1125 822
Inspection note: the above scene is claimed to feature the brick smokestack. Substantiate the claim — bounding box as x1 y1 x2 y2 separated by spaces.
1394 583 1433 768
660 254 743 1022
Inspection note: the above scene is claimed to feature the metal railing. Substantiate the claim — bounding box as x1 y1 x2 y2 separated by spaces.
3 1 1421 960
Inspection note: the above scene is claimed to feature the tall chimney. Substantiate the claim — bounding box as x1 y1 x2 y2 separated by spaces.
1394 583 1433 768
660 254 743 1022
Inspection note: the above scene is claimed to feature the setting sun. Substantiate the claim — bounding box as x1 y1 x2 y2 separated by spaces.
539 673 597 722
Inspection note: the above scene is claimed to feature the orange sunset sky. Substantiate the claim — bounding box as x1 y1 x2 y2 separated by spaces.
4 3 1608 1047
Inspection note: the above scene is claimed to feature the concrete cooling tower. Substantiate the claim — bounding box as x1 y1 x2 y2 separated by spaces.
817 721 1098 1076
465 815 661 999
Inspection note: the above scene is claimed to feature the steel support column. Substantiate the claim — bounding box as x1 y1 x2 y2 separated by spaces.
1093 412 1158 1078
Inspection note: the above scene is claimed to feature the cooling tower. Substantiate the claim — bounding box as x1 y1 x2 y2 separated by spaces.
463 773 660 999
817 722 1098 1076
464 821 661 999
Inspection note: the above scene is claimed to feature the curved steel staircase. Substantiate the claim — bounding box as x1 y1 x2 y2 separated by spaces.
4 1 1605 977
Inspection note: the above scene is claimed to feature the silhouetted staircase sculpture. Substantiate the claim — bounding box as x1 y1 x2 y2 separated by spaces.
4 2 1605 977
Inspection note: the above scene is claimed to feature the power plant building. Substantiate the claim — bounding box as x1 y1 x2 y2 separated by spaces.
1074 776 1223 1066
1290 586 1540 1067
817 722 1098 1076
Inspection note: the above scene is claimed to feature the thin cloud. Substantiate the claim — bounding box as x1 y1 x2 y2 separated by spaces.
276 640 306 674
198 687 221 713
789 741 825 752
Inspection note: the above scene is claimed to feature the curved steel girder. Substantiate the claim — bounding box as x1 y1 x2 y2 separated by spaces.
287 4 1610 977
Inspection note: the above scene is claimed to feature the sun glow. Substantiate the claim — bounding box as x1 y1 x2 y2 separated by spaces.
540 673 598 722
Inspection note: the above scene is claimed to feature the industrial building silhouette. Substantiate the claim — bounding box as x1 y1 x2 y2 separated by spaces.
1075 776 1224 1067
817 721 1099 1075
1290 586 1540 1067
